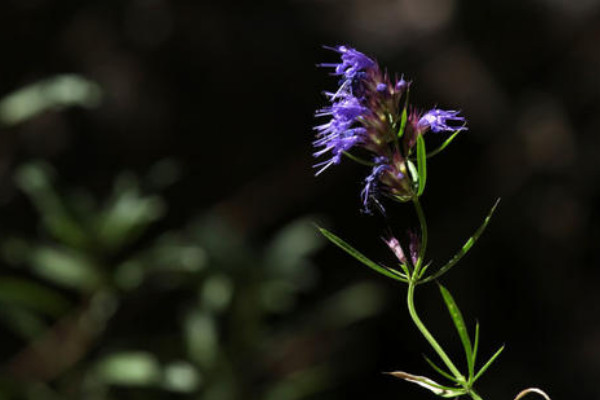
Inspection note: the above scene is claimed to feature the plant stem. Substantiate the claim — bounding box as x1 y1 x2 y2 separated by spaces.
412 198 428 274
407 281 464 383
409 197 485 400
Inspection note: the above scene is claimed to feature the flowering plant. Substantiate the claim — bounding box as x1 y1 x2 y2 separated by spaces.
314 45 550 400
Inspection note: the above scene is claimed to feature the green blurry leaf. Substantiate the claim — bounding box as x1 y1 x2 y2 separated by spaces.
161 361 201 393
318 227 408 283
265 218 324 276
185 310 218 368
201 274 234 313
426 128 464 159
473 345 504 383
95 174 165 250
319 282 384 327
438 284 473 378
0 74 101 127
0 306 47 339
419 199 500 285
94 352 161 387
416 134 427 196
260 280 296 313
30 246 103 292
15 163 88 249
0 277 70 317
386 371 467 398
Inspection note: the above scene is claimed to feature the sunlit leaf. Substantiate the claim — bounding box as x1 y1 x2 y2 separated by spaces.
0 74 101 127
426 128 464 158
416 134 427 196
318 227 408 283
473 345 504 383
161 361 201 393
438 284 473 378
30 246 103 292
94 352 161 386
419 199 500 285
397 106 408 138
472 321 480 372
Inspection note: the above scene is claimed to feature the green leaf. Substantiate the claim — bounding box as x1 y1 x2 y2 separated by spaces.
473 345 504 383
161 361 201 393
426 128 464 158
0 277 70 317
30 246 104 292
343 151 375 166
419 199 500 285
318 227 408 283
94 352 161 387
423 355 460 383
416 135 427 196
472 322 480 374
439 284 473 376
397 106 408 138
0 75 101 127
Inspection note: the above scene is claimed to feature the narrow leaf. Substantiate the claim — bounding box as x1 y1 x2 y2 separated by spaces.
386 371 466 398
426 128 464 158
423 355 459 383
397 106 408 138
318 227 408 283
416 134 427 196
472 322 480 376
419 198 500 285
473 345 504 383
439 284 473 375
343 151 375 166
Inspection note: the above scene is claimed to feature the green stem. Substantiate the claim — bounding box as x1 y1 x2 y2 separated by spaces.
412 198 428 275
408 198 485 400
407 282 464 384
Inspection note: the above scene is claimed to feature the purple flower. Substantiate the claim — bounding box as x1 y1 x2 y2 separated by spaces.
418 109 467 133
361 161 390 213
383 232 420 266
313 97 370 175
314 46 377 175
384 236 407 264
320 46 376 80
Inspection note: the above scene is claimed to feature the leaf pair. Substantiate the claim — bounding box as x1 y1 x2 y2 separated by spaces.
438 284 505 386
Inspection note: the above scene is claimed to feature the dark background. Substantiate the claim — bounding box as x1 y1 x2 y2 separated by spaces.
0 0 600 399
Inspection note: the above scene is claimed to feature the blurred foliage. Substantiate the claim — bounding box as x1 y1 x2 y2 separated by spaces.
0 160 386 400
0 75 101 127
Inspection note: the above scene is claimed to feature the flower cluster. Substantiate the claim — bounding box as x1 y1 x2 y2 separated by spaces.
314 45 467 212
